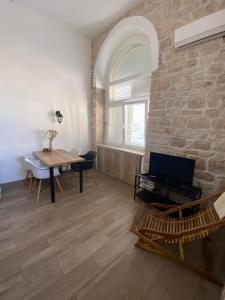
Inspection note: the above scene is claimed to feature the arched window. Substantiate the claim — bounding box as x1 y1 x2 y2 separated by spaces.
106 41 151 148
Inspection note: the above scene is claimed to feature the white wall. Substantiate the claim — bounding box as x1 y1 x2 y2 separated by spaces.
0 1 91 184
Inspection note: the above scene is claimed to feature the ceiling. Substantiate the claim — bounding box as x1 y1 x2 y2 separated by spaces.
12 0 143 38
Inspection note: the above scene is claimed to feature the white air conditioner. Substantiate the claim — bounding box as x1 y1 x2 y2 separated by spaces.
174 9 225 48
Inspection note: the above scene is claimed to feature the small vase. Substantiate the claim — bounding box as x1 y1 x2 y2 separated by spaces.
49 139 53 151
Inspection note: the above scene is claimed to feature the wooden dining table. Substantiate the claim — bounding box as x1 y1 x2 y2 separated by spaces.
33 149 85 203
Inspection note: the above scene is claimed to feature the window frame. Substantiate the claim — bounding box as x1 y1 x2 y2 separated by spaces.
105 76 150 150
105 42 151 150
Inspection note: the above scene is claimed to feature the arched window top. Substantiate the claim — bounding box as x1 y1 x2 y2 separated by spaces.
94 16 159 89
110 43 151 82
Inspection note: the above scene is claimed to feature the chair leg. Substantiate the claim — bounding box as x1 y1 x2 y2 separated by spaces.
36 180 42 203
202 238 213 276
178 211 184 260
25 170 29 181
179 239 184 260
29 174 33 192
33 178 37 189
90 168 97 185
56 176 63 193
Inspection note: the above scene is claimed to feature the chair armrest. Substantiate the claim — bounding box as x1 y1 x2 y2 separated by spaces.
159 192 222 216
27 160 48 170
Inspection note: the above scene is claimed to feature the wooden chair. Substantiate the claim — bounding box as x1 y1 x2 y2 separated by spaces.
130 192 225 286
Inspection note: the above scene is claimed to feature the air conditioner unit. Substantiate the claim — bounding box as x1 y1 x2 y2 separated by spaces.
174 9 225 48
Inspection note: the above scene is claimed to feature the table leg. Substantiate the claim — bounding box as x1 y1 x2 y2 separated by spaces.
59 166 63 176
50 167 55 203
79 167 83 193
134 175 137 201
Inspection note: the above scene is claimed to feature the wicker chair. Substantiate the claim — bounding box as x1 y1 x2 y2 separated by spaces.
130 192 225 286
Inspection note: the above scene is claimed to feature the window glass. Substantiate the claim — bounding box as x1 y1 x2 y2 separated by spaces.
125 103 145 147
110 45 151 82
108 106 123 144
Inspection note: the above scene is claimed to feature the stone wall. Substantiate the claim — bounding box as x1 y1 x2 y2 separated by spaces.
91 87 105 151
91 0 225 193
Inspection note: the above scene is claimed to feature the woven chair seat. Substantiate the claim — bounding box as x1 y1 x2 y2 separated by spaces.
131 204 220 244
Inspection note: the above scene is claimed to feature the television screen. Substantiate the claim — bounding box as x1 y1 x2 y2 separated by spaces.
149 152 195 185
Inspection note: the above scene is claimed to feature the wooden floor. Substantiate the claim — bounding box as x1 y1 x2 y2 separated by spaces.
0 172 223 300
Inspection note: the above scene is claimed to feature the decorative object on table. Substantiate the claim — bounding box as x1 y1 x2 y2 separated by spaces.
130 192 225 287
56 110 63 124
48 130 58 151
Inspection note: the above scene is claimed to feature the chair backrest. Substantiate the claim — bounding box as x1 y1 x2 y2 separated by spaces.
19 154 32 171
81 151 97 161
79 151 97 170
19 153 40 170
71 147 82 156
24 158 48 179
25 153 36 160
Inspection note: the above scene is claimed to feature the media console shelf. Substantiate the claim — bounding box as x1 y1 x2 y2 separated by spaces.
134 173 202 217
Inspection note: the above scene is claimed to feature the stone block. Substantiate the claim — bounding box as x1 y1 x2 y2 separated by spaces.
170 137 186 147
215 51 225 62
187 118 210 129
207 94 224 108
212 119 225 129
150 101 166 110
217 177 225 191
172 117 187 128
215 141 225 152
193 140 211 151
208 158 225 175
160 36 172 48
200 42 220 56
183 149 199 156
207 63 224 74
196 172 214 182
192 81 213 89
186 59 198 68
182 110 203 116
217 74 225 85
205 109 220 118
188 96 205 109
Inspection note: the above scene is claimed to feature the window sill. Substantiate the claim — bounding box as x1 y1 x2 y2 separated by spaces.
97 144 145 157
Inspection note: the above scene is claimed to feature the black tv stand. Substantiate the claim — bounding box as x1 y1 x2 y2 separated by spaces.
134 173 202 215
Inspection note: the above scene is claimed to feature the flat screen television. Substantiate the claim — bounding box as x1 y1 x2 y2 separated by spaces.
149 152 195 186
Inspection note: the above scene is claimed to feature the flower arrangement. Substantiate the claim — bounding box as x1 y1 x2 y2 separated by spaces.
48 130 58 151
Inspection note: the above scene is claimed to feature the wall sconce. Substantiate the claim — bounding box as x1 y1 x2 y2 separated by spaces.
56 110 63 124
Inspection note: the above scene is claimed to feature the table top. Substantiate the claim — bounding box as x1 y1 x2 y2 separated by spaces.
33 149 84 167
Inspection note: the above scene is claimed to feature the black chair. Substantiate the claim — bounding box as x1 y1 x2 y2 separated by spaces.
71 151 97 185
